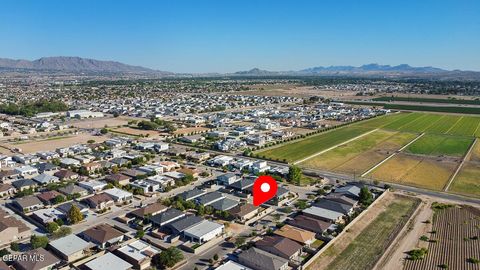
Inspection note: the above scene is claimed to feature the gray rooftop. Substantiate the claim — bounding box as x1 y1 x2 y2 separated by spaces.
84 252 132 270
49 234 91 256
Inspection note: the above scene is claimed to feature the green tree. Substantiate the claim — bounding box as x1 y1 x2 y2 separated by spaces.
100 128 108 134
288 165 302 185
67 205 84 224
235 236 246 247
0 249 9 257
152 247 184 268
135 229 145 239
46 222 59 233
30 235 49 249
359 187 374 206
52 226 72 239
53 195 66 204
10 242 20 252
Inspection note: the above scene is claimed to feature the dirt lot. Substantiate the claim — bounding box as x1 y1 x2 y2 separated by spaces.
306 192 415 270
5 133 108 153
112 127 160 137
69 117 130 129
236 86 359 98
173 126 209 135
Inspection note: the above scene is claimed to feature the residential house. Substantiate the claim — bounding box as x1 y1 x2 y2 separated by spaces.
37 190 64 205
81 224 125 249
31 208 64 225
274 225 316 246
35 162 60 175
13 195 44 212
105 173 131 186
150 208 185 227
177 188 206 201
215 261 252 270
104 188 133 203
0 209 31 246
79 180 108 193
12 178 37 191
54 169 79 181
255 235 303 260
0 183 15 197
114 240 161 270
32 173 59 185
195 191 224 206
13 248 60 270
84 252 132 270
164 215 204 235
14 165 38 178
49 234 92 262
58 184 89 197
217 173 239 186
128 203 167 220
287 214 331 234
183 220 224 243
228 203 258 223
210 197 239 211
238 247 289 270
302 206 344 223
313 198 354 215
84 193 114 210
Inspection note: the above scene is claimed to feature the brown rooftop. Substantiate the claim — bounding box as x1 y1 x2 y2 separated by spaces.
14 248 60 270
274 224 316 245
130 203 167 218
82 224 124 244
255 235 303 259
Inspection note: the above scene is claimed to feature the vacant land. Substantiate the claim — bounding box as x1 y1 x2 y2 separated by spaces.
405 134 473 157
6 133 108 153
69 117 130 129
310 194 420 270
257 125 372 162
449 162 480 198
367 154 458 190
404 206 480 270
173 126 209 135
112 127 160 137
373 96 480 105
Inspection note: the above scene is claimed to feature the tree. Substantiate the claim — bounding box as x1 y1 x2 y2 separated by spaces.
288 166 302 185
30 235 49 249
52 226 72 239
53 195 65 204
407 248 428 260
235 236 246 248
197 204 205 216
0 249 9 257
67 205 84 224
135 229 145 239
10 242 20 252
213 254 219 261
359 186 373 206
46 222 59 233
152 247 184 268
100 128 108 134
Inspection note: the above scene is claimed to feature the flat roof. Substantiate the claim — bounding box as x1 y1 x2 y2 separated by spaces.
215 260 252 270
184 220 224 237
85 252 132 270
49 234 91 256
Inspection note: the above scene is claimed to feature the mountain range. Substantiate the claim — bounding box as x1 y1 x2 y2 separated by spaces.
0 56 478 79
0 56 172 75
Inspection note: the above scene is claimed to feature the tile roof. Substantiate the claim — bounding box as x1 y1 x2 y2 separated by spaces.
274 224 316 244
82 224 124 244
255 235 303 259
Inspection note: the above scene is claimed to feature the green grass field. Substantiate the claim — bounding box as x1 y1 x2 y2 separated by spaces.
320 195 420 270
405 134 473 157
257 125 373 162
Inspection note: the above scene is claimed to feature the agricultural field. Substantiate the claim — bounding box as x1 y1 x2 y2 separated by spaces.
446 116 480 136
404 206 480 270
405 134 473 157
449 162 480 198
319 195 420 270
366 154 458 190
301 130 417 174
257 125 372 162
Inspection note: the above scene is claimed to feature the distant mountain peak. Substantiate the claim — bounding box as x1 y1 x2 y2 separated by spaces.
0 56 172 75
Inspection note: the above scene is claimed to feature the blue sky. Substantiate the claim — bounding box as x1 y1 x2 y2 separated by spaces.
1 0 479 73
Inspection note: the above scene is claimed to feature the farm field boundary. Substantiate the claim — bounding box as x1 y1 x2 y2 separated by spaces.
293 128 378 165
445 138 477 191
361 133 425 177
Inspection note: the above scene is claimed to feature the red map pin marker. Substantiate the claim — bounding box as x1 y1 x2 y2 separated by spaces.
253 175 278 206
